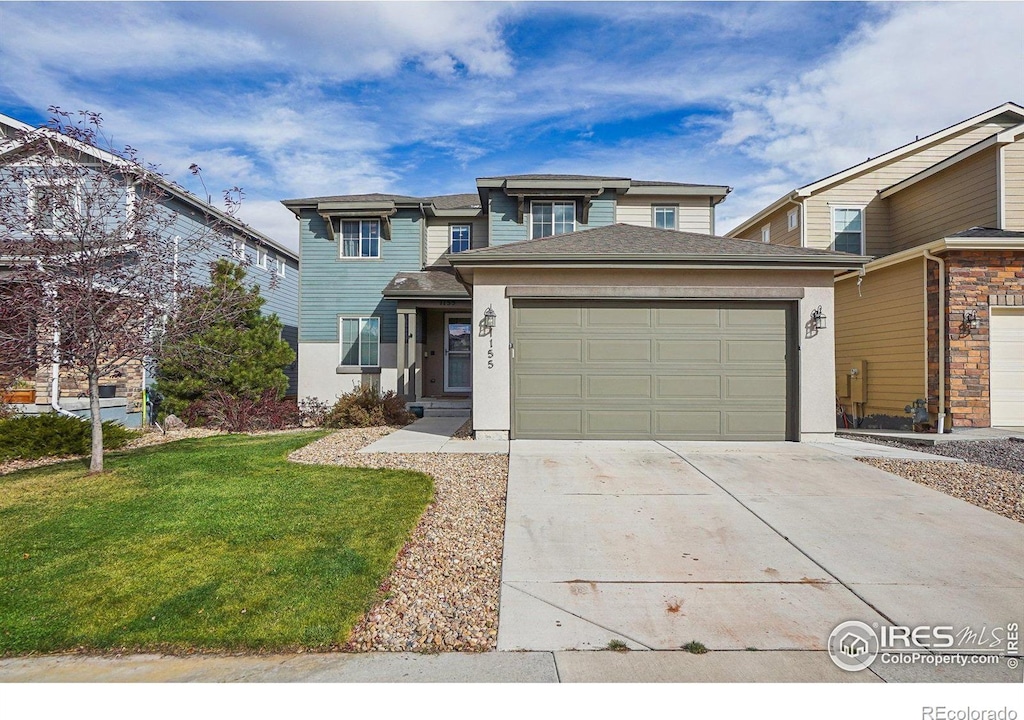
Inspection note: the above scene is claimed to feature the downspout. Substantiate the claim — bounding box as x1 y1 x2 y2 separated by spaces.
924 250 946 433
49 326 76 419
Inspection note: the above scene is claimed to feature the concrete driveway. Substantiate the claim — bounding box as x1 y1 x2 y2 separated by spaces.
498 440 1024 657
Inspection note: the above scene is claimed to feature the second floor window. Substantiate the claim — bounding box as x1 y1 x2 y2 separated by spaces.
257 247 269 269
761 223 771 244
832 207 864 254
232 238 246 260
450 224 471 253
531 201 575 239
341 219 380 258
653 205 677 230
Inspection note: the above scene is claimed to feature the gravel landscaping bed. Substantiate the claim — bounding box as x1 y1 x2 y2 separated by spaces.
289 427 508 652
854 453 1024 524
839 434 1024 473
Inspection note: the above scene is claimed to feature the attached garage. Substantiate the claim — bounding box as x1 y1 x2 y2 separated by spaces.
990 307 1024 426
511 300 794 440
449 224 868 442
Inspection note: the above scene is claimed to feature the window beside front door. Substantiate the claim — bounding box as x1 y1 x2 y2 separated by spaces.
450 224 471 253
531 201 575 239
444 314 472 392
832 207 864 254
340 219 380 258
340 317 379 366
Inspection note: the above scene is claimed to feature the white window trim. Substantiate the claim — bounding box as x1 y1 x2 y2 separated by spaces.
652 204 678 230
231 237 246 261
787 207 799 231
339 316 380 367
25 177 79 232
830 205 866 255
275 257 286 278
761 223 771 244
339 219 382 259
449 223 472 253
257 247 269 270
529 200 576 239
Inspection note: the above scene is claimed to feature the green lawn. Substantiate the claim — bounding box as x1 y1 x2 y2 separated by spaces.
0 432 433 655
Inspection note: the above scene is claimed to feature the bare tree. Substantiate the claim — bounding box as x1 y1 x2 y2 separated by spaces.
0 108 245 472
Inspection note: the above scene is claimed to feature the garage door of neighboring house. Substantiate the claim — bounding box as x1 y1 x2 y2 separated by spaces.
990 307 1024 427
510 300 795 440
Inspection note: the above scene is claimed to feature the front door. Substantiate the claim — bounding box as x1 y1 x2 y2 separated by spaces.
444 314 472 392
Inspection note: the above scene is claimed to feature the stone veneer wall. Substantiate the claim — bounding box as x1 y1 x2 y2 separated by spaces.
928 250 1024 428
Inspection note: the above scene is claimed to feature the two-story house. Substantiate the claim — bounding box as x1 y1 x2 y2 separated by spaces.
285 174 865 441
728 102 1024 431
0 112 300 426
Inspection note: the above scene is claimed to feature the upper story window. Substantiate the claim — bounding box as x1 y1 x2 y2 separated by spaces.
340 316 379 367
832 207 864 254
653 205 677 230
231 238 246 260
257 247 269 270
787 208 799 231
341 219 380 258
27 182 76 231
761 223 771 244
275 257 286 278
450 224 471 253
531 201 575 239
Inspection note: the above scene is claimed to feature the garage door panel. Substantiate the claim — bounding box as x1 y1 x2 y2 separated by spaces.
657 375 722 399
656 339 722 363
655 307 721 327
586 306 651 327
655 410 723 436
512 300 792 441
724 339 787 363
587 374 652 399
515 306 582 328
516 373 583 399
586 339 651 363
587 410 651 435
517 338 582 362
516 409 583 435
726 375 788 399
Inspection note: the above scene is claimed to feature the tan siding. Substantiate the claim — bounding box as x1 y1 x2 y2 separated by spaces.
1004 139 1024 230
888 146 998 253
834 258 926 418
425 216 487 266
616 195 712 233
805 122 1013 254
731 203 801 247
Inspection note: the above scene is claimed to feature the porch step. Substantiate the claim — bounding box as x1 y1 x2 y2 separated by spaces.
423 408 471 418
407 398 471 419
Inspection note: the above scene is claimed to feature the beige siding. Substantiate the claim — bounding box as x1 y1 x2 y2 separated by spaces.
1004 139 1024 230
888 146 998 253
616 195 713 233
425 216 487 266
834 258 926 417
804 121 1014 255
732 203 801 247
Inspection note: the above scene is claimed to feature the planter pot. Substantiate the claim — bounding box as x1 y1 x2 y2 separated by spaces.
98 385 117 399
3 389 36 404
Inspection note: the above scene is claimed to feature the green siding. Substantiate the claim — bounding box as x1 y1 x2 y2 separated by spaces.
298 208 422 344
488 190 617 246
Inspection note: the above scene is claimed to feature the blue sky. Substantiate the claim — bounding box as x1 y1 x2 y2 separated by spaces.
1 1 1021 250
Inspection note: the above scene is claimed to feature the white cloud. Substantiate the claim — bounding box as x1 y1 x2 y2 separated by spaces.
719 3 1024 182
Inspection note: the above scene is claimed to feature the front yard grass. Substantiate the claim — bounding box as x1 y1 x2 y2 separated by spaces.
0 432 433 655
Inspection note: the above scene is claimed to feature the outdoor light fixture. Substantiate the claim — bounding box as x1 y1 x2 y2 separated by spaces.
482 305 497 332
810 305 827 331
959 309 980 337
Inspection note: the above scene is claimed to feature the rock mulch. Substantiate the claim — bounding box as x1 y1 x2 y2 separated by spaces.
856 451 1024 524
451 418 473 440
288 427 508 652
840 434 1024 474
0 427 222 476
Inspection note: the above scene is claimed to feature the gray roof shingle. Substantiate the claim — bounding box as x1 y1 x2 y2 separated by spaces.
382 267 469 297
282 191 479 209
948 227 1024 238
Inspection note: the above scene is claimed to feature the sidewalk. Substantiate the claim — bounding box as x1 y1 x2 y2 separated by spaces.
358 416 508 454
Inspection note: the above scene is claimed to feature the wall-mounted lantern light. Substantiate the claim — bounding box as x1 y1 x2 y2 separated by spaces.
481 305 497 334
810 305 827 331
959 309 980 337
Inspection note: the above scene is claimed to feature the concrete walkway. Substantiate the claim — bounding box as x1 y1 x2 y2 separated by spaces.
357 416 509 454
498 438 1024 676
841 426 1024 445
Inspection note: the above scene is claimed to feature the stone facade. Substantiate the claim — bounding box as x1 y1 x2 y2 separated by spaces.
928 250 1024 428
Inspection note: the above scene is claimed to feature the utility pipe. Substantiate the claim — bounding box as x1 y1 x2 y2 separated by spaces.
924 250 946 434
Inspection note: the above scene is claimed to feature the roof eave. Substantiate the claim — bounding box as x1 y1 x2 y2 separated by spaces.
623 185 731 197
449 254 867 270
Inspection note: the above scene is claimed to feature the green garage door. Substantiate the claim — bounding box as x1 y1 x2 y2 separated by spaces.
511 300 793 440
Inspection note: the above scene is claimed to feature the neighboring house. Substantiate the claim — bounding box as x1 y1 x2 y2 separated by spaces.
728 102 1024 430
0 113 299 426
285 174 865 441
